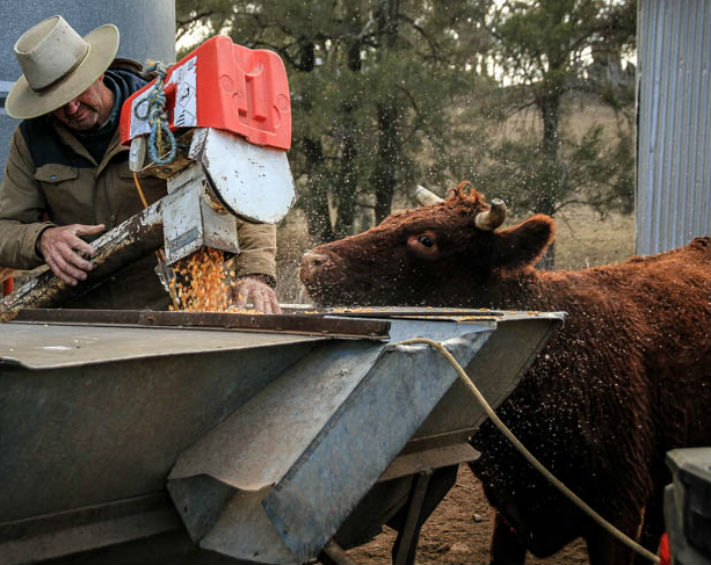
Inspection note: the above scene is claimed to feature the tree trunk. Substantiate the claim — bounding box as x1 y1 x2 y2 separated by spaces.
535 89 562 269
368 0 403 223
333 21 364 239
333 108 359 239
295 38 335 244
541 98 559 159
302 137 334 243
372 98 401 224
537 240 556 270
376 0 400 47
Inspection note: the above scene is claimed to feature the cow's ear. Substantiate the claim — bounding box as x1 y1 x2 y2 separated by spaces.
493 215 555 269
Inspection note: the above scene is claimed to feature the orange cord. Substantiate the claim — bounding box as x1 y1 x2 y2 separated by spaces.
132 173 149 208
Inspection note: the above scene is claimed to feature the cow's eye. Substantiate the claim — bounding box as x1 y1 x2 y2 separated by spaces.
406 231 440 261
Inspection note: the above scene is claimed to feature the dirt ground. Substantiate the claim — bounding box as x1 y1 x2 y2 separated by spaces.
347 466 590 565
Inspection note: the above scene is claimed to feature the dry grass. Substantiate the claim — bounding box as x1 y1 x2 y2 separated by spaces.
552 204 636 270
499 93 631 143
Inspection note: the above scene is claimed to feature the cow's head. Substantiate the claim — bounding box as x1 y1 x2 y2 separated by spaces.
300 182 555 306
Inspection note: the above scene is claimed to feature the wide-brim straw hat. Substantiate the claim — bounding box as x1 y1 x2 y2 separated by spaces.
5 15 119 120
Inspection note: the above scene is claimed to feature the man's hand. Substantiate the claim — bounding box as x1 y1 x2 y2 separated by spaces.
230 275 281 314
38 224 105 286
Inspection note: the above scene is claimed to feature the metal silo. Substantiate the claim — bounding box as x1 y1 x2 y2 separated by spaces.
0 0 176 172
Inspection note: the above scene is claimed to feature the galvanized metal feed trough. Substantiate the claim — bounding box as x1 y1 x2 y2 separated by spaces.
0 307 562 564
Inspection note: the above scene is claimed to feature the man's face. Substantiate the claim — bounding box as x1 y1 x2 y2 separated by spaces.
52 77 109 131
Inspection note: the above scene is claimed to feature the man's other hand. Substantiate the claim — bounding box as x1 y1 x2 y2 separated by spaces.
38 224 106 286
230 276 281 314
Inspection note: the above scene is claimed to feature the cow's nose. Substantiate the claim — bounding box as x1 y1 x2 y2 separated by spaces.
301 252 330 271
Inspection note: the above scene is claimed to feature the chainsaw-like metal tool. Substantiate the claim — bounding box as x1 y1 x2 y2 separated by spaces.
121 35 295 265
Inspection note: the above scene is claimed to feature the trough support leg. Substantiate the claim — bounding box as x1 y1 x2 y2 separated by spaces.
392 469 433 565
318 540 358 565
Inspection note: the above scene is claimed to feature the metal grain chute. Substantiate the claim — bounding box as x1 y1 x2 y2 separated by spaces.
0 307 564 564
167 329 488 563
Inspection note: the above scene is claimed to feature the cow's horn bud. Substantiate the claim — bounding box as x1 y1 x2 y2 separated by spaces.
475 198 508 231
414 185 444 207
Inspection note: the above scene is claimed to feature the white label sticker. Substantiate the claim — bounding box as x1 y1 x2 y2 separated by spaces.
129 90 153 138
128 55 198 139
168 56 197 128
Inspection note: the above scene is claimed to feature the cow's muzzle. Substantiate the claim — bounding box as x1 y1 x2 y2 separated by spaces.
300 251 334 282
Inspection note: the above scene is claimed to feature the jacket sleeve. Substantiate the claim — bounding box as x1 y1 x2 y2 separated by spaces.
234 219 277 282
0 127 54 269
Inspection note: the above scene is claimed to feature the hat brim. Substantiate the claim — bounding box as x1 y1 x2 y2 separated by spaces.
5 24 120 120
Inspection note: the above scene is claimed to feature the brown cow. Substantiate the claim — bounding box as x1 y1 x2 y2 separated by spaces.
300 184 711 565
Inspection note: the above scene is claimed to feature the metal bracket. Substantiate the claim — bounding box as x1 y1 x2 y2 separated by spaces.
392 470 433 565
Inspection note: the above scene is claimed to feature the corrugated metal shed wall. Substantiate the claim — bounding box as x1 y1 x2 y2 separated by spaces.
636 0 711 255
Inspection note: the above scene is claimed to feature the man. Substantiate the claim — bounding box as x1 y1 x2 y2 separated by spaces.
0 15 281 314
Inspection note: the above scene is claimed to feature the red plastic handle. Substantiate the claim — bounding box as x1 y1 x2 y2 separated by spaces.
120 36 291 151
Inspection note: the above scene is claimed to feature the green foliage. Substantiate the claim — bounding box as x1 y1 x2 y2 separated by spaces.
474 122 634 220
176 0 493 242
482 1 636 213
175 0 636 253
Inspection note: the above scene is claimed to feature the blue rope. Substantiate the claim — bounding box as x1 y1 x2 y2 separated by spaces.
134 60 176 165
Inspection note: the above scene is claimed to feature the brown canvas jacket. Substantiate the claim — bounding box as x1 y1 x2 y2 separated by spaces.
0 100 276 309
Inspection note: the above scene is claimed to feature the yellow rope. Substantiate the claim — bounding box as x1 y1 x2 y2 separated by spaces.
132 173 149 208
398 337 661 564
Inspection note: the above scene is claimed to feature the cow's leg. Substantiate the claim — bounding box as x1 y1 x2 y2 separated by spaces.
636 489 665 565
584 532 636 565
490 512 527 565
583 508 646 565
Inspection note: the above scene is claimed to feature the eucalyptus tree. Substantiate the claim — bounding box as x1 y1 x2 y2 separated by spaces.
470 0 636 266
175 0 636 258
486 0 636 220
